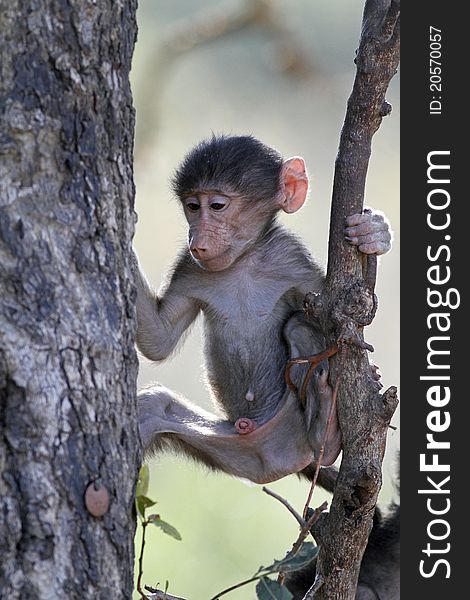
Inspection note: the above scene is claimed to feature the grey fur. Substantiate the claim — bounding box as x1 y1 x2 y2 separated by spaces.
133 137 391 485
134 223 342 484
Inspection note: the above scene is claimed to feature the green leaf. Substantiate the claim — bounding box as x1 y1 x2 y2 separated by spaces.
135 494 157 519
256 542 319 576
147 515 182 541
136 464 150 497
256 577 293 600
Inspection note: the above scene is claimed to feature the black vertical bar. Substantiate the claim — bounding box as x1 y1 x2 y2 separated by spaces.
402 3 465 597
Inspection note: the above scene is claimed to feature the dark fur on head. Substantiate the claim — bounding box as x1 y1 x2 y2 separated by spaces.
171 134 284 203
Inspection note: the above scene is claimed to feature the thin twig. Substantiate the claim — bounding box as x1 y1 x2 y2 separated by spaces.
298 502 327 550
137 521 149 599
285 345 339 405
302 371 342 520
277 501 328 586
302 574 325 600
146 588 187 600
209 574 265 600
262 487 306 527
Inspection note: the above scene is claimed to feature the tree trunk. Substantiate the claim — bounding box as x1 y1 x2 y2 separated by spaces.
0 1 139 597
309 1 400 598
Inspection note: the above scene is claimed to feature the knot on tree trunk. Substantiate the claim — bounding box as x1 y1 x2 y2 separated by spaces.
347 464 382 514
304 282 377 352
380 385 399 421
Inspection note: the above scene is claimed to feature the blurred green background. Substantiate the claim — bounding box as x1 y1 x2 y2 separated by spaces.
131 1 399 598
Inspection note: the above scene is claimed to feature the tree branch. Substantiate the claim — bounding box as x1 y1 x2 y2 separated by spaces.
307 1 400 598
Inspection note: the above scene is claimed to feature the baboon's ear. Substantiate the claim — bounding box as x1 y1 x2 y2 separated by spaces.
278 157 309 214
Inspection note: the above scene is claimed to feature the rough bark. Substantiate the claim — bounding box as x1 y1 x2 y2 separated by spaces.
0 1 139 598
308 1 400 598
